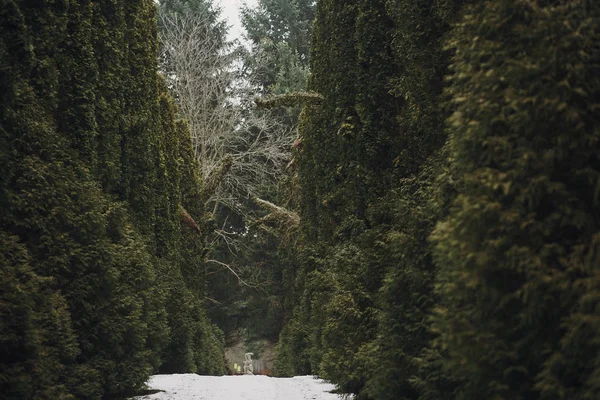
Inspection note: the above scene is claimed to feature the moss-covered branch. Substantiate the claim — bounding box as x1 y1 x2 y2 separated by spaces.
201 154 233 200
255 91 324 109
254 197 300 228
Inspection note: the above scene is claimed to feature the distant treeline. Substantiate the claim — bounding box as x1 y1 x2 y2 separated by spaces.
0 0 225 398
273 1 600 399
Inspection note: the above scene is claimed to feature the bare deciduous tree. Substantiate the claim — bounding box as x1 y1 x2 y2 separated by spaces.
158 9 297 295
159 11 293 219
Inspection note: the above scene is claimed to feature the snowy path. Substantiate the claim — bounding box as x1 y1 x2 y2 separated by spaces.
131 374 347 400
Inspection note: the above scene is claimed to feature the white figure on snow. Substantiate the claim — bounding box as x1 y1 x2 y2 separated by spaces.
243 352 254 375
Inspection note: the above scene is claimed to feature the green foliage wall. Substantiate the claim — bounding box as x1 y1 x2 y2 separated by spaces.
275 1 440 398
279 0 467 396
433 1 600 399
276 0 600 400
0 0 224 398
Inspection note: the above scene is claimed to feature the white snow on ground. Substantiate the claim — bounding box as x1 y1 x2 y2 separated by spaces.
131 374 348 400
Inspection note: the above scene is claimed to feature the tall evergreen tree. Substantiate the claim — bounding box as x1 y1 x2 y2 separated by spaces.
274 1 461 399
275 1 401 396
360 2 470 399
0 0 225 397
241 0 314 94
433 0 600 398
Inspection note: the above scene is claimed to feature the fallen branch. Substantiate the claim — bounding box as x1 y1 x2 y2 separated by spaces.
255 91 324 109
179 204 201 234
254 197 300 228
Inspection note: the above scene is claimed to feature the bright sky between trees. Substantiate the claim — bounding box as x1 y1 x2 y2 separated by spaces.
216 0 257 41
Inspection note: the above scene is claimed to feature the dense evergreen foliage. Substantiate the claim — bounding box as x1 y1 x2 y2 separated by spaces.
276 1 600 400
433 1 600 398
0 0 224 398
241 0 314 97
3 0 600 398
274 1 455 397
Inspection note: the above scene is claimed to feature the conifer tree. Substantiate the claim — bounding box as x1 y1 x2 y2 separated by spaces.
359 2 470 399
0 232 79 400
275 1 463 399
433 1 600 398
275 1 401 396
241 0 314 97
1 0 225 397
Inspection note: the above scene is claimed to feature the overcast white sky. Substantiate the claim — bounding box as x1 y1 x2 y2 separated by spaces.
216 0 258 41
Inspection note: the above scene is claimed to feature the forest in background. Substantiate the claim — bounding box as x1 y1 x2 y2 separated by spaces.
1 0 599 399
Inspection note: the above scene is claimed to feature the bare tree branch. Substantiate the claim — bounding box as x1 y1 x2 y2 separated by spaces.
253 197 300 244
205 259 258 288
178 204 201 234
159 11 293 217
159 10 296 294
255 91 324 108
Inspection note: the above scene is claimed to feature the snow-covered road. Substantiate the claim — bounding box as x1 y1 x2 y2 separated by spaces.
131 374 347 400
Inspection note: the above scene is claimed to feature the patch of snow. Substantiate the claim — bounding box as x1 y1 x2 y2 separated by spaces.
131 374 348 400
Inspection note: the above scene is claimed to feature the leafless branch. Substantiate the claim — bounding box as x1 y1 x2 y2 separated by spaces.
159 11 293 218
205 259 258 288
